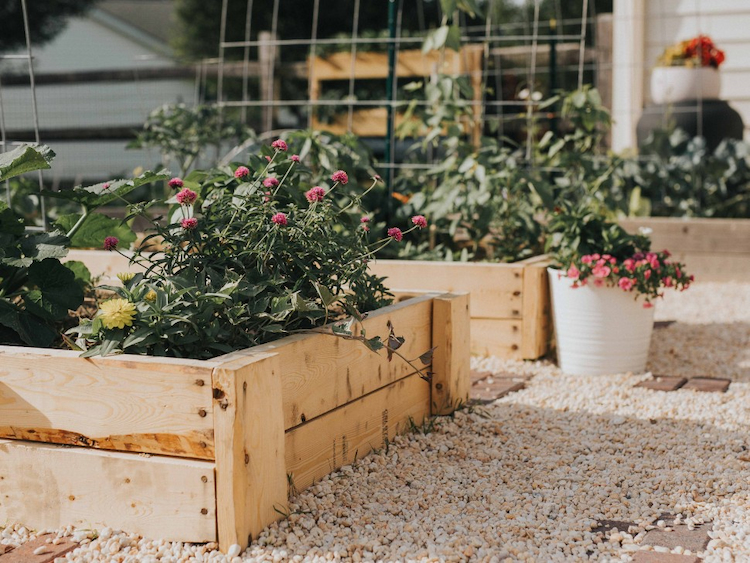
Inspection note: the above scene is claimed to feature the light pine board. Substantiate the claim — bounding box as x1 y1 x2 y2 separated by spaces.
0 347 215 458
212 353 287 550
369 259 524 320
0 439 216 542
285 371 430 492
215 294 435 431
431 293 471 415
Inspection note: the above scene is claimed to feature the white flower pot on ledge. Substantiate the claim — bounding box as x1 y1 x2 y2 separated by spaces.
548 268 655 376
650 66 720 105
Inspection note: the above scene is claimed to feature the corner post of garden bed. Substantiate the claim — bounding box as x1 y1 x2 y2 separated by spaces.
430 292 471 415
211 352 288 552
520 257 553 359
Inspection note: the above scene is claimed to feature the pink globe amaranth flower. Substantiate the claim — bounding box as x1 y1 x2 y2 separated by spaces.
592 264 611 278
567 265 580 280
102 182 111 190
234 166 250 179
581 255 593 265
387 227 403 242
168 177 184 189
305 186 326 202
271 212 287 226
271 139 288 152
618 277 635 291
360 216 370 223
291 154 300 163
263 177 279 189
411 215 427 229
264 191 271 203
103 236 119 251
181 217 198 230
175 188 197 205
373 174 382 182
361 225 370 232
331 170 349 184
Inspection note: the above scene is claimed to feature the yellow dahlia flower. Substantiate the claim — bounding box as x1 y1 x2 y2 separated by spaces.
144 289 157 302
117 272 135 284
99 298 137 329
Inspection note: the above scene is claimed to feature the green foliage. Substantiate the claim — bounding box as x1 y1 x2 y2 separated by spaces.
71 141 418 359
0 146 89 348
129 104 254 175
0 144 55 182
616 129 750 218
392 75 550 262
545 200 650 268
0 0 97 53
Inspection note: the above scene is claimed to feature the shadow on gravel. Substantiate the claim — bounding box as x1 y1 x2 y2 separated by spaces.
259 400 750 562
647 321 750 382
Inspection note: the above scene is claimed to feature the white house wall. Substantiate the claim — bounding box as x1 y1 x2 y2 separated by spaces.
612 0 750 151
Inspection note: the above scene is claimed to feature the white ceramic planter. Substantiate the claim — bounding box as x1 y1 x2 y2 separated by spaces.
548 268 655 376
650 66 720 104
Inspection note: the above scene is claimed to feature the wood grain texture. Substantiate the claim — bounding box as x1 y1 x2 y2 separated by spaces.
431 293 471 415
285 372 430 492
0 348 215 458
0 439 216 542
470 318 524 359
212 353 287 550
214 294 435 430
521 261 553 359
620 218 750 282
369 259 524 320
620 218 750 255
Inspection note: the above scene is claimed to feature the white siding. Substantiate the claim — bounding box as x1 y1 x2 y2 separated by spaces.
612 0 750 150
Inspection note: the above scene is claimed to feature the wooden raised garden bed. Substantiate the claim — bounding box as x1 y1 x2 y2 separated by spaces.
0 290 469 550
369 256 552 360
620 217 750 282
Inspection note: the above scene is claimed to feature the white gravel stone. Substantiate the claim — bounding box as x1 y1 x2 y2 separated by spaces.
1 281 749 561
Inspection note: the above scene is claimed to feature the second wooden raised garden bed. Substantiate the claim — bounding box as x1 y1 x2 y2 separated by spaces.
0 284 469 551
369 256 552 360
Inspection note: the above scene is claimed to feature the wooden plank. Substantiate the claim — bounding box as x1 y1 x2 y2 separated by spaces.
309 46 481 81
521 261 552 359
285 372 430 493
212 353 287 550
64 249 146 280
214 294 436 430
369 259 524 320
0 439 216 543
0 348 215 459
658 251 750 282
470 318 524 359
431 293 471 415
620 218 750 255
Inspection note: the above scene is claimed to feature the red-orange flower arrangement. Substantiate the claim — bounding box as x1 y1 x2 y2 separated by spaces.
658 35 725 69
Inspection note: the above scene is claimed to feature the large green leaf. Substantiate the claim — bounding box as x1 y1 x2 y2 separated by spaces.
0 144 55 182
0 201 24 236
55 212 136 249
19 231 70 262
43 169 170 209
23 258 84 321
0 298 56 347
63 260 92 290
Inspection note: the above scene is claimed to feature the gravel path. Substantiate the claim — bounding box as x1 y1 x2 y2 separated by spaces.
2 282 750 562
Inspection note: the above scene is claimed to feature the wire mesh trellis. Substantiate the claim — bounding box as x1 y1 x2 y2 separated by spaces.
212 0 600 177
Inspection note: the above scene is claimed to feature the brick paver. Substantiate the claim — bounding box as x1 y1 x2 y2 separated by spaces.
682 377 731 393
631 553 700 563
0 534 78 563
471 380 525 403
642 524 710 553
635 376 687 392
